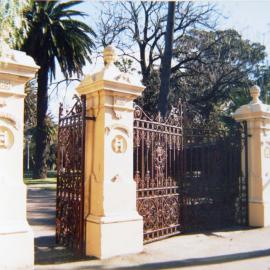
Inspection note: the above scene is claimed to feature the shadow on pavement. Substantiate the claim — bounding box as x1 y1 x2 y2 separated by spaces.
27 188 89 264
35 233 270 269
35 235 94 264
67 248 270 270
30 188 269 269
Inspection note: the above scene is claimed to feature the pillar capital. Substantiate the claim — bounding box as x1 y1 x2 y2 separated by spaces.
233 85 270 122
76 46 144 100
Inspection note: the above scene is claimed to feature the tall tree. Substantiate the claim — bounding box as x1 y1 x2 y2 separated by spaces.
97 2 216 80
170 29 266 124
96 1 216 113
158 1 176 116
19 0 96 178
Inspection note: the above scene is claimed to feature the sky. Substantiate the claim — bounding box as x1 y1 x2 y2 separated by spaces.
48 0 270 119
219 1 270 56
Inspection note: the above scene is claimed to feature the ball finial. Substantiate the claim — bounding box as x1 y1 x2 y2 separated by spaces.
250 85 262 104
103 45 118 66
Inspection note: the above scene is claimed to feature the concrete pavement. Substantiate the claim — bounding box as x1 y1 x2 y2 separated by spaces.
27 186 270 270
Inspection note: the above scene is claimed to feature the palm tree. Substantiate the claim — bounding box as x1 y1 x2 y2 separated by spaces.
19 0 96 179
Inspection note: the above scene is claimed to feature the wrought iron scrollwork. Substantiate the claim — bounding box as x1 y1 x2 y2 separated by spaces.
134 103 248 242
134 105 183 243
56 95 86 254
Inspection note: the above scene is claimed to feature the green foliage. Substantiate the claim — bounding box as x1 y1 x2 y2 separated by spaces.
115 58 136 74
223 65 270 132
172 30 264 101
24 79 58 173
19 0 96 178
138 29 267 131
44 114 58 171
0 0 28 50
24 113 58 173
255 65 270 104
19 0 96 80
23 177 56 185
24 78 37 127
136 71 161 115
171 29 265 126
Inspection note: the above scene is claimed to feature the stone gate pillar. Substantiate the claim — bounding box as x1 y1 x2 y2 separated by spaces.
234 85 270 227
0 48 39 269
77 46 144 258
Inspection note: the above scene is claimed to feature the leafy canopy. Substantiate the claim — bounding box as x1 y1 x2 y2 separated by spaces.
171 29 266 116
19 0 96 179
0 0 28 51
20 0 96 80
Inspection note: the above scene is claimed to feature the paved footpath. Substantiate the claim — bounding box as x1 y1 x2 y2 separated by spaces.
27 186 270 270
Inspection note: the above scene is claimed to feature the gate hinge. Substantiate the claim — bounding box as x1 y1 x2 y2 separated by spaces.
85 116 96 121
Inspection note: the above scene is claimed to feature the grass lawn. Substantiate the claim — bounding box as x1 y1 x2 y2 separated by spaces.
23 177 57 185
24 170 57 185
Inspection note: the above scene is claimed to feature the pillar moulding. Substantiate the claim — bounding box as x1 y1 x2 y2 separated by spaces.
77 45 145 259
0 47 39 270
233 85 270 227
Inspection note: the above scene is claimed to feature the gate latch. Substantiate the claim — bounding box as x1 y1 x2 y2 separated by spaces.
85 116 96 121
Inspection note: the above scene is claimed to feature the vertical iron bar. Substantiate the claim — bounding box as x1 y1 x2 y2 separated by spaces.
56 103 63 244
243 121 249 226
81 94 86 255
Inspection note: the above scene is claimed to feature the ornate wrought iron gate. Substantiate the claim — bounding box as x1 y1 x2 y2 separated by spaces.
133 105 183 243
134 104 248 244
181 123 248 231
56 96 86 254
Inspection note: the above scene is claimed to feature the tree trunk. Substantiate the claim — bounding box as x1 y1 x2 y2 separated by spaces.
158 1 176 117
33 66 49 179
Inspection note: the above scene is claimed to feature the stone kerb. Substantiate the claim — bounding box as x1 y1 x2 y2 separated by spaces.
0 48 39 269
77 45 145 259
233 85 270 227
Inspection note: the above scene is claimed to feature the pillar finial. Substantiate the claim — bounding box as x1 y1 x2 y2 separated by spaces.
250 85 262 104
103 45 118 66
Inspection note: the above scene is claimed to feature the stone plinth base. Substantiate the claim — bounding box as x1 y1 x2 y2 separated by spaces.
249 202 270 227
86 213 143 259
0 183 34 269
0 228 34 270
0 48 38 269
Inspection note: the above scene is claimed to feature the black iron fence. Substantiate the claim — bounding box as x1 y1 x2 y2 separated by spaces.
56 98 248 250
181 123 248 232
134 104 248 243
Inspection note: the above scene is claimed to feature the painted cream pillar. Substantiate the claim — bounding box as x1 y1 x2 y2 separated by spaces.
77 46 144 259
0 48 39 269
234 85 270 227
